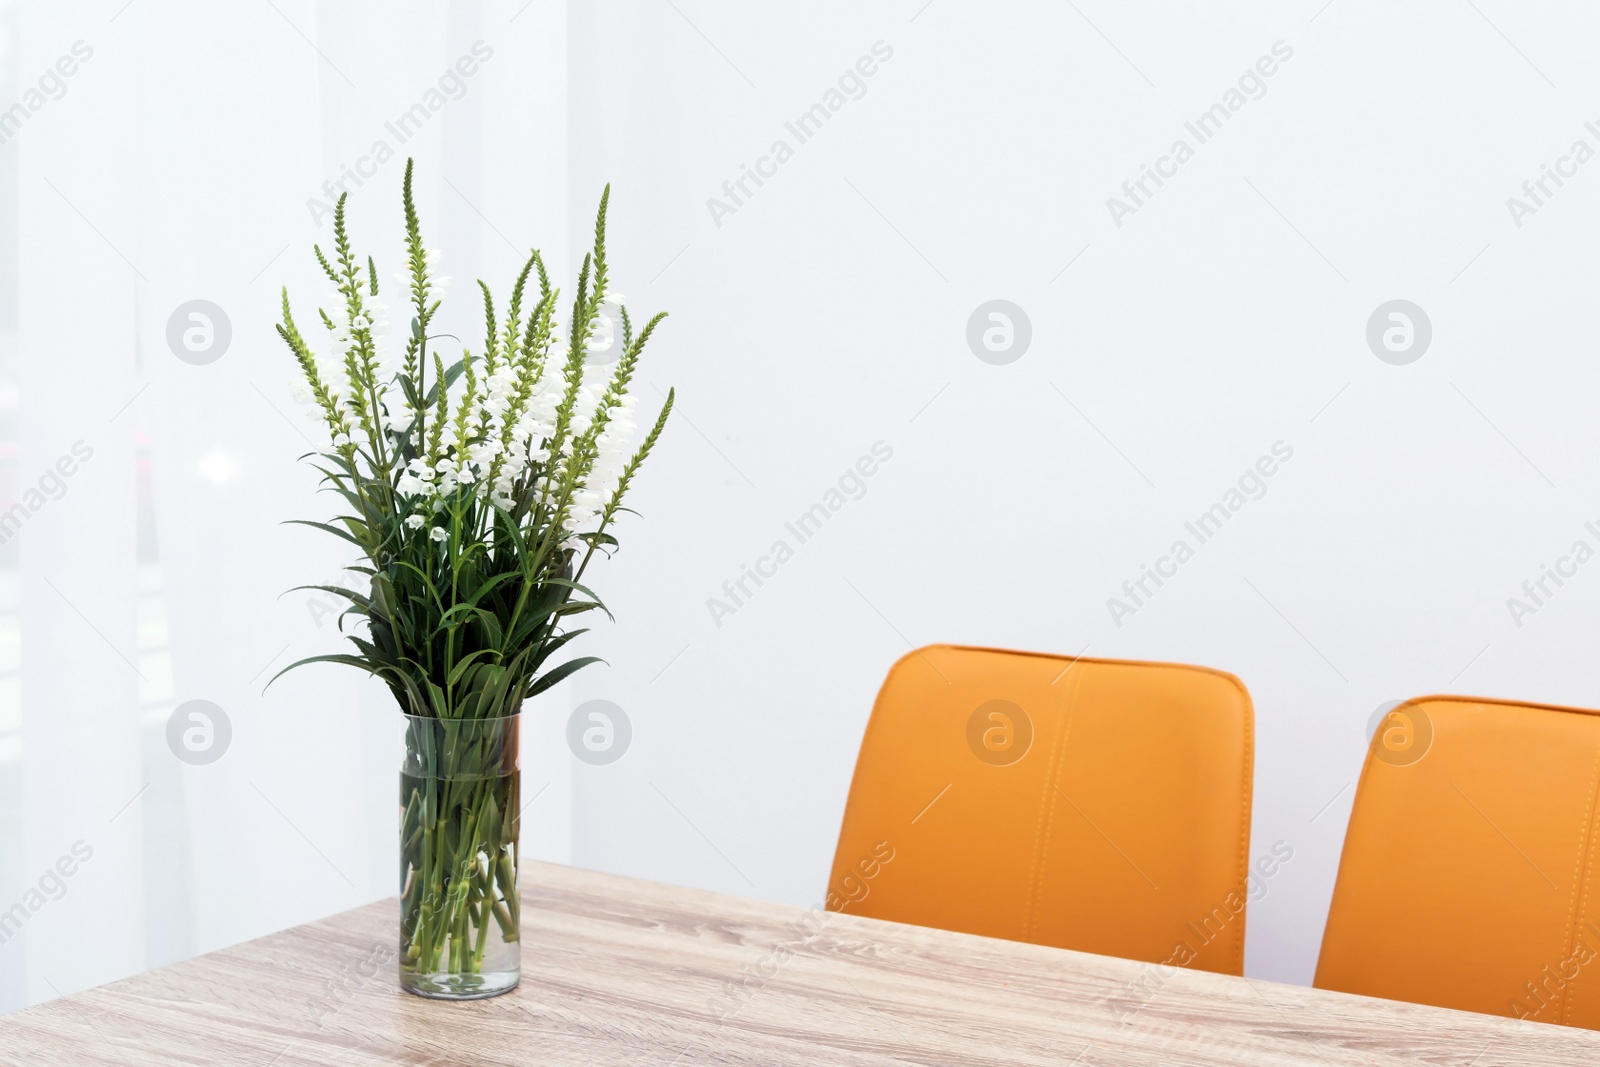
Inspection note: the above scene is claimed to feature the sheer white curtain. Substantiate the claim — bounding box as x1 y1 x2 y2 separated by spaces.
2 0 571 1011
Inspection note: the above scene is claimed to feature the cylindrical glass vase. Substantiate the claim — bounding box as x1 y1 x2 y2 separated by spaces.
399 713 521 999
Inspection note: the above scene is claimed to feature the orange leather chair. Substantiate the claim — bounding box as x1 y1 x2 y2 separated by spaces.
1316 695 1600 1028
827 644 1255 975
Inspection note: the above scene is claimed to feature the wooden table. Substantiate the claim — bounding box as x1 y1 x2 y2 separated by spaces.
1 861 1595 1065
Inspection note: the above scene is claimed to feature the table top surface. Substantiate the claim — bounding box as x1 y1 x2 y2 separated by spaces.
0 860 1596 1065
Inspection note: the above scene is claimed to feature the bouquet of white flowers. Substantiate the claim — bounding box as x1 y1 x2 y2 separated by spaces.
272 159 672 998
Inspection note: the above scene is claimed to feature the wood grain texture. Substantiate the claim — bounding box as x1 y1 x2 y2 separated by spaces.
0 860 1595 1065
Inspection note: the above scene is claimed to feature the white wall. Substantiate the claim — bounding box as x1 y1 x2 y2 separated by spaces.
3 0 1599 1008
564 0 1600 986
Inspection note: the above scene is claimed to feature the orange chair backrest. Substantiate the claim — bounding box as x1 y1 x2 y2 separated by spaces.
827 644 1255 975
1315 695 1600 1028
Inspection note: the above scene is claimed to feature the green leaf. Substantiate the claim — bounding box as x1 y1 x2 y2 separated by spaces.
528 656 604 696
265 653 379 691
281 518 365 549
286 584 372 610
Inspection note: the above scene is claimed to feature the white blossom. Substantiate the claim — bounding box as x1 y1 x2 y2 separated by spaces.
277 194 669 709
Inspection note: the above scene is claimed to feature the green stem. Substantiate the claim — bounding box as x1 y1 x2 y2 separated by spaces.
471 877 490 972
400 765 519 983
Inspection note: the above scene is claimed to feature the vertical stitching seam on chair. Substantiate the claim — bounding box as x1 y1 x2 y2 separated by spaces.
1022 663 1080 943
1233 689 1255 975
1580 751 1600 1027
1560 749 1600 1025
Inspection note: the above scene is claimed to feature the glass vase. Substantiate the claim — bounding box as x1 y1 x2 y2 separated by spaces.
398 713 521 999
